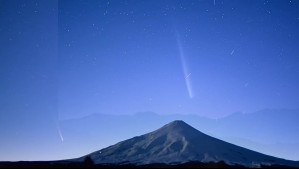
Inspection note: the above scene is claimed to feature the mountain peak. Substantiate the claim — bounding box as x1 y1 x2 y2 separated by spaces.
164 120 190 129
155 120 202 137
167 120 187 125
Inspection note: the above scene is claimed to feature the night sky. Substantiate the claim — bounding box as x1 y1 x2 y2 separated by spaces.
0 0 299 161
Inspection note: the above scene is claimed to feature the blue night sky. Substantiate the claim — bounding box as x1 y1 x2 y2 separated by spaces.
0 0 299 161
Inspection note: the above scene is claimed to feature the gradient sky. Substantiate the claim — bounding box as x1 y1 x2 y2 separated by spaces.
58 0 299 119
0 0 299 161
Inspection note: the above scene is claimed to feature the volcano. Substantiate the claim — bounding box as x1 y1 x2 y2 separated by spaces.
74 120 299 167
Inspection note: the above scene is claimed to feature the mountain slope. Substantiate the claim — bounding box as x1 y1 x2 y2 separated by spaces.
78 120 299 167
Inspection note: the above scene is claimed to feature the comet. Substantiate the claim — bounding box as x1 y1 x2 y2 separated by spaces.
175 29 194 99
57 124 64 142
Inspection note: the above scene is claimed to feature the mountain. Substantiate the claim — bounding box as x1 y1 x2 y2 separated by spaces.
75 120 299 168
59 109 299 161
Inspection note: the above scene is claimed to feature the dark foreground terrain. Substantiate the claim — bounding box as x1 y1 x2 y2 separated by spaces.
0 161 294 168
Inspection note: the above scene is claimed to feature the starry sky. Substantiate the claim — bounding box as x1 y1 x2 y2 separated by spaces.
0 0 299 161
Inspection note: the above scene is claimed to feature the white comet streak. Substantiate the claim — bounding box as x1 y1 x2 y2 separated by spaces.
176 31 194 99
57 125 64 142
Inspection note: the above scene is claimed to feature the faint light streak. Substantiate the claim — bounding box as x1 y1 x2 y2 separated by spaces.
185 73 191 79
230 49 235 55
214 0 216 6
